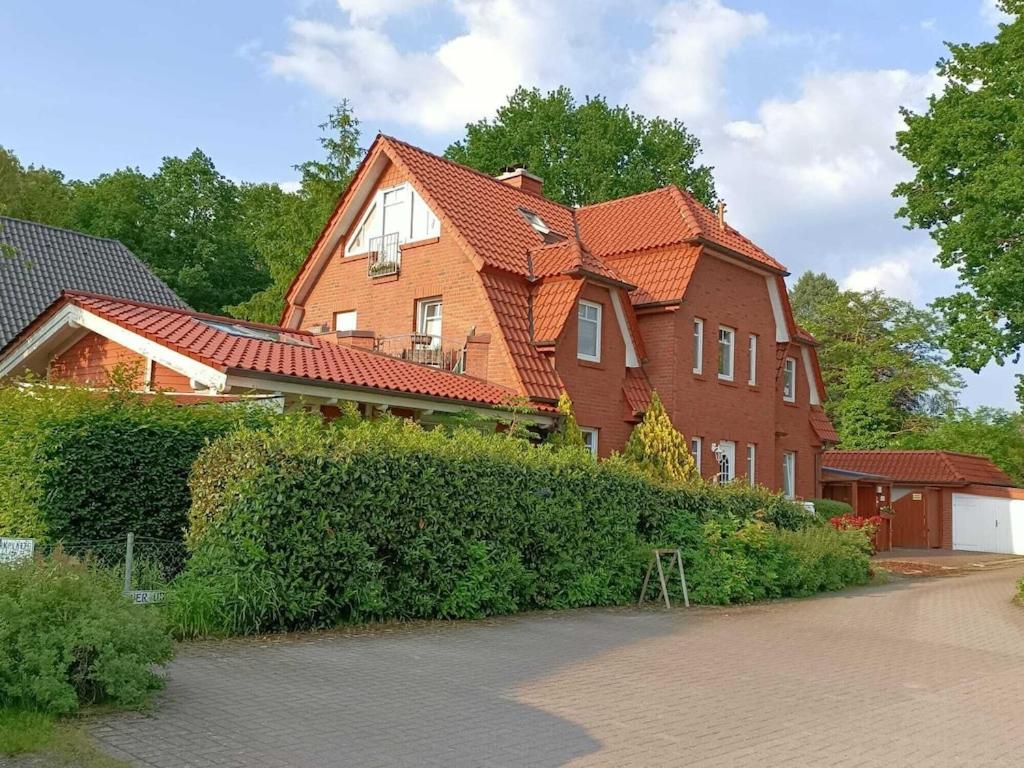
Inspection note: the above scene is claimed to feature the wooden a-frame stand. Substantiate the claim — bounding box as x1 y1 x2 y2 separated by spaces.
638 548 690 609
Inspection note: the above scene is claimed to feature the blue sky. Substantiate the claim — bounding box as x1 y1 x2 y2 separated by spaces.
4 0 1019 409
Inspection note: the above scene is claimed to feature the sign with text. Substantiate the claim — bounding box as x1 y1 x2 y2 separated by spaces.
0 537 34 564
126 590 166 605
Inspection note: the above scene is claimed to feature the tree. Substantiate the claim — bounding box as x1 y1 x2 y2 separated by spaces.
789 272 962 448
548 392 585 452
618 391 697 485
899 407 1024 486
230 102 362 323
0 146 74 227
445 86 716 207
894 0 1024 402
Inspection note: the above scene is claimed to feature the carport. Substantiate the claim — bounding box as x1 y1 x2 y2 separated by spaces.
822 450 1024 554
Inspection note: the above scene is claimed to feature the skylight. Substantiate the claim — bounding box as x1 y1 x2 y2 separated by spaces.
202 319 314 347
518 207 550 236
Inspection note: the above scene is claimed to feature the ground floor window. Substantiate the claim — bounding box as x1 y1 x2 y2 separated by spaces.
746 443 756 486
581 427 598 457
690 436 702 475
782 452 796 499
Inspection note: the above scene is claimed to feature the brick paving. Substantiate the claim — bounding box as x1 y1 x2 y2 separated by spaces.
83 564 1024 767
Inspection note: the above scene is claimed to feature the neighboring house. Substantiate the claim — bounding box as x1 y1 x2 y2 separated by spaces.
0 137 834 498
0 216 186 348
282 135 834 497
823 450 1024 555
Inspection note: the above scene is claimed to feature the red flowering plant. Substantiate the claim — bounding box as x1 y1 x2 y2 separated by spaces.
828 514 884 531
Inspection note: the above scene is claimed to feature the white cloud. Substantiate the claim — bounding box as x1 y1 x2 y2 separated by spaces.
269 0 601 133
839 242 949 303
278 180 303 194
630 0 767 125
336 0 434 27
980 0 1012 27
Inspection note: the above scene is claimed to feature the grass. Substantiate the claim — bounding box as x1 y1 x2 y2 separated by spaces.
0 708 130 767
1016 577 1024 606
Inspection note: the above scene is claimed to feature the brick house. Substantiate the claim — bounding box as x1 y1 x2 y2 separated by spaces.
0 135 835 498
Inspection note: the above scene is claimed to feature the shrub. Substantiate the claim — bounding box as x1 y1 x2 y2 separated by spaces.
616 391 697 485
0 383 269 541
807 498 854 520
0 553 173 715
547 392 585 451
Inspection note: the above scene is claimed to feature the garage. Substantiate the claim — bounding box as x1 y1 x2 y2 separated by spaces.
822 450 1024 554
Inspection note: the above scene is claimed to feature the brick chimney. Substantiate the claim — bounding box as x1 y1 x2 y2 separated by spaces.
463 333 491 379
496 165 544 197
335 329 376 351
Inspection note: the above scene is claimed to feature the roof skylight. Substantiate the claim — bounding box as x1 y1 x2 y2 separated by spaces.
518 207 550 236
201 319 314 347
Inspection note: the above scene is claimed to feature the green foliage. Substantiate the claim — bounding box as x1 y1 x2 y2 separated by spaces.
898 407 1024 486
789 271 961 447
0 146 74 227
0 383 268 541
806 498 855 521
446 86 716 207
0 708 53 756
893 2 1024 402
548 391 586 452
0 553 172 715
616 391 697 485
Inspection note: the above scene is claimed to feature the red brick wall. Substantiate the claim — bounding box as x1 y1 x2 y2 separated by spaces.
553 281 633 457
294 161 521 392
49 332 193 392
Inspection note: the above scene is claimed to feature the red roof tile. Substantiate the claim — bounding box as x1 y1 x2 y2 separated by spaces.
529 238 632 286
623 367 653 418
824 450 1014 487
55 292 531 409
607 245 700 305
809 406 839 444
531 278 582 344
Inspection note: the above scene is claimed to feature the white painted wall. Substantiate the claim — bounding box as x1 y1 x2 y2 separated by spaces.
952 493 1024 555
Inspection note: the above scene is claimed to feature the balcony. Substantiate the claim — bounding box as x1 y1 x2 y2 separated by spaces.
368 232 401 277
374 333 466 373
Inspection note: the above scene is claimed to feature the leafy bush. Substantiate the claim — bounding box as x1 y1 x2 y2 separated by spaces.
1017 577 1023 605
615 391 697 485
0 383 268 541
0 553 172 715
807 498 854 520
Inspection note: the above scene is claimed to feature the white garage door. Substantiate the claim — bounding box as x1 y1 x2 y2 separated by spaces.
952 493 1024 554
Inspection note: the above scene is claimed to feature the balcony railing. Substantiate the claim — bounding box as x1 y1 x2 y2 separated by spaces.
368 232 401 277
374 333 466 373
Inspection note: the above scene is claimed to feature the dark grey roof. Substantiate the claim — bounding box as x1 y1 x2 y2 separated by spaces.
0 216 187 347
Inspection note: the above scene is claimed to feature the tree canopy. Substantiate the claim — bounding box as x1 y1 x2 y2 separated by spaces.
894 0 1024 403
445 86 716 207
790 272 962 448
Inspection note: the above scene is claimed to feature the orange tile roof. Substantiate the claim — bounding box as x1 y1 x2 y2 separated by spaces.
529 238 632 286
623 367 653 417
809 406 839 444
607 245 700 305
479 272 564 401
382 136 576 276
531 277 582 344
36 292 533 410
824 450 1014 487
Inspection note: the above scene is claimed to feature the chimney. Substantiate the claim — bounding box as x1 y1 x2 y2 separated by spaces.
716 200 727 230
496 165 544 197
463 333 491 379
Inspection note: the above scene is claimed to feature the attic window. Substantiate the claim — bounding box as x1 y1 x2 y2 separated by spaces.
201 320 314 348
518 207 550 236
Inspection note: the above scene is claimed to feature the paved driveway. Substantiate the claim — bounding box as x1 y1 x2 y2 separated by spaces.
90 564 1024 767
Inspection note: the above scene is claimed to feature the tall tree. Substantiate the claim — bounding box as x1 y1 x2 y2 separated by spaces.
0 147 74 227
790 272 962 448
229 102 362 323
446 86 716 207
894 0 1024 402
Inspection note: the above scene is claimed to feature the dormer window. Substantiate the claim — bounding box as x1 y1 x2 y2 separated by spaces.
346 183 439 257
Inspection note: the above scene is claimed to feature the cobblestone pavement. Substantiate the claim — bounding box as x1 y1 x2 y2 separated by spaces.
85 564 1024 768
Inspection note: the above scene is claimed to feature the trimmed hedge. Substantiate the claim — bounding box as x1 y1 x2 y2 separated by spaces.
173 416 868 636
0 384 269 542
806 498 855 521
0 552 172 714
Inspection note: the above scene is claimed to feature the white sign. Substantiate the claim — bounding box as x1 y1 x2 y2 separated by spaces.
126 590 166 605
0 538 34 564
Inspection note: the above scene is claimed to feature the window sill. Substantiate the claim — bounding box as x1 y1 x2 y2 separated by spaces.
577 358 604 370
718 378 738 389
371 273 400 284
401 236 440 252
782 399 799 408
692 373 708 382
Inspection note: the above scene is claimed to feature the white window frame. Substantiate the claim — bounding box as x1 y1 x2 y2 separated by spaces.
783 357 797 402
416 298 443 346
693 318 704 374
718 326 735 381
334 310 357 333
782 451 796 499
345 183 439 256
716 440 736 484
746 443 756 487
691 436 702 475
748 334 758 386
577 300 602 362
581 427 599 457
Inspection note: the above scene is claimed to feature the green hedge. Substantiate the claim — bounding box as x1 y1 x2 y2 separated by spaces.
805 498 854 521
0 553 172 714
0 384 268 542
172 416 868 636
